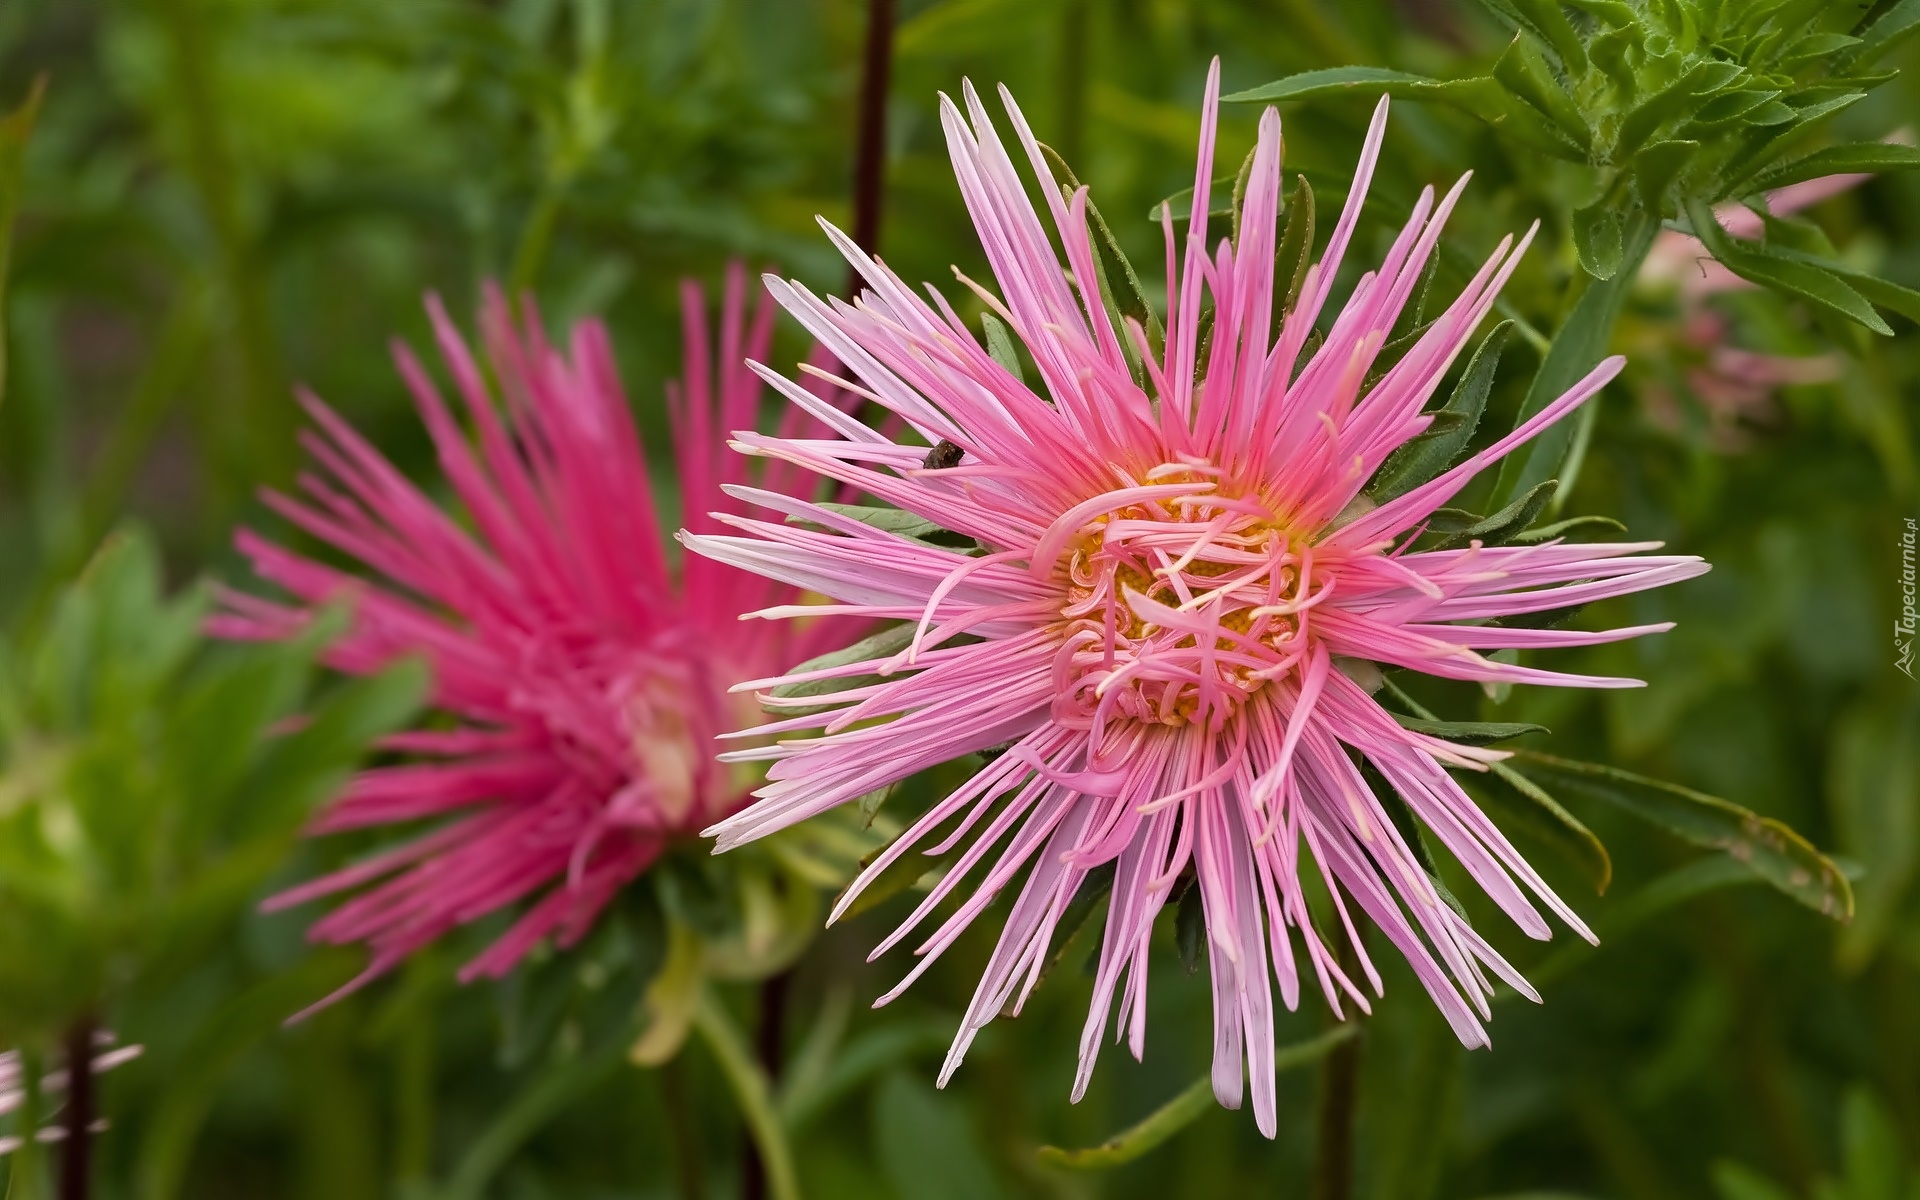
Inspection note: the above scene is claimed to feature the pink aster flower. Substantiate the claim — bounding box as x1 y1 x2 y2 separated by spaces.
683 63 1709 1135
214 265 848 1010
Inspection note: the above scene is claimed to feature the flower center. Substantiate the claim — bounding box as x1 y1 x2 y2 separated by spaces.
1049 467 1321 733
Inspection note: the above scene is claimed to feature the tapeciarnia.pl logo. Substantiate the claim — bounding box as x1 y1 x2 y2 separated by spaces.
1899 517 1917 679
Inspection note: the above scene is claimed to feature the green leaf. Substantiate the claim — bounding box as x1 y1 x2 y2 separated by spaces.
1035 1026 1359 1171
837 833 950 921
1429 480 1558 550
1493 34 1590 148
1174 876 1204 973
1370 766 1471 919
1506 514 1627 545
1381 677 1612 895
1504 0 1589 72
1572 203 1624 280
1508 750 1853 920
1633 139 1698 209
1275 173 1316 321
791 503 975 548
1228 70 1585 162
768 622 917 715
980 310 1026 385
1491 210 1654 507
1748 143 1920 192
1848 0 1920 63
1685 198 1893 335
1483 760 1613 894
1369 321 1510 501
1223 66 1454 106
1390 715 1548 746
1008 861 1114 1009
1617 59 1746 158
1039 143 1164 370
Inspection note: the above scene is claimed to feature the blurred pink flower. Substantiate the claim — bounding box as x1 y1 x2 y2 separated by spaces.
216 266 848 1011
1636 162 1893 447
685 66 1707 1133
1640 172 1878 300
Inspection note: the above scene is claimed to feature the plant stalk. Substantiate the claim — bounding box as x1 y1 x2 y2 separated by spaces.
661 1055 706 1200
746 0 894 1188
696 995 801 1200
59 1018 95 1200
1312 928 1368 1200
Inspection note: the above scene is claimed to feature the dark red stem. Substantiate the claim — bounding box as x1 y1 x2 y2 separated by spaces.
60 1016 96 1200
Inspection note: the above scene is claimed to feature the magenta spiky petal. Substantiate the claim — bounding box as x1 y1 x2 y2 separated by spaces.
216 266 851 1014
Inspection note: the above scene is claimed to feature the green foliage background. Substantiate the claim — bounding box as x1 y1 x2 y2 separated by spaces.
1 0 1918 1197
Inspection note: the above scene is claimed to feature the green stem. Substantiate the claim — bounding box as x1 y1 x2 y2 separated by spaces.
157 0 291 493
508 178 568 297
1312 930 1368 1200
693 993 802 1200
659 1056 705 1200
1490 211 1658 508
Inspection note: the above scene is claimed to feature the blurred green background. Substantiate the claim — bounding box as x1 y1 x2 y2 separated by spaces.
1 0 1918 1197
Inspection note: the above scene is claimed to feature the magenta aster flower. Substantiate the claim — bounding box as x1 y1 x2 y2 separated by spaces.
684 64 1708 1134
214 266 849 1009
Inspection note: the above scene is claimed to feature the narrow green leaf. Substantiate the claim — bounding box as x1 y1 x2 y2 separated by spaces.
768 623 916 715
1383 679 1610 893
1390 715 1547 746
1748 142 1920 192
1572 203 1623 280
1370 767 1472 919
1632 140 1698 209
1369 321 1511 501
1039 143 1164 367
1227 68 1587 160
1174 877 1204 973
1491 209 1655 507
980 311 1026 385
1506 0 1588 71
1430 480 1558 550
1036 1026 1359 1170
1493 33 1590 148
1686 198 1892 335
838 835 948 921
791 503 975 548
1847 0 1920 63
1617 60 1745 158
1509 749 1853 920
1275 173 1316 321
1507 514 1627 545
1222 66 1452 106
1008 861 1114 1010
